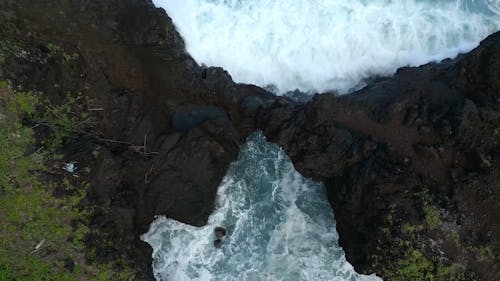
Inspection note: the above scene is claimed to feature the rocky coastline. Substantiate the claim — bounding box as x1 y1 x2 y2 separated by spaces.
0 0 498 280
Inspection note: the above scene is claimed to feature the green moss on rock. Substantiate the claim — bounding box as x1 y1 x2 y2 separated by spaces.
370 202 467 281
382 249 465 281
423 205 442 230
0 84 136 280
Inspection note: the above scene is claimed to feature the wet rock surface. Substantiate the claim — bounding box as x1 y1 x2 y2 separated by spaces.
214 226 227 239
0 0 499 280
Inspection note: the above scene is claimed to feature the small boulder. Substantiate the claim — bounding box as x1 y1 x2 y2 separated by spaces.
214 239 223 249
214 226 226 239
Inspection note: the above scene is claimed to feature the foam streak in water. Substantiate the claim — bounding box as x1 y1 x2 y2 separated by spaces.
142 133 382 281
153 0 499 94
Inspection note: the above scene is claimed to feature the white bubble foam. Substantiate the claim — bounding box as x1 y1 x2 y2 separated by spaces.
153 0 500 94
142 132 382 281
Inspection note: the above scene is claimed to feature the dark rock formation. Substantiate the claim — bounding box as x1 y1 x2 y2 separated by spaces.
258 32 500 280
214 226 227 239
0 0 252 279
0 0 498 280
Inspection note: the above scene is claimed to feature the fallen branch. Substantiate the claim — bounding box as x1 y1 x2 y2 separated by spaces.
33 121 159 155
30 239 45 255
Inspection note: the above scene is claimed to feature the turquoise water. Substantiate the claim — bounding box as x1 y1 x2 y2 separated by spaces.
142 133 382 281
153 0 500 94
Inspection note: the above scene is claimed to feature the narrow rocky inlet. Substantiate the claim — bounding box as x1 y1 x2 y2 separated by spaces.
142 132 383 281
0 1 499 281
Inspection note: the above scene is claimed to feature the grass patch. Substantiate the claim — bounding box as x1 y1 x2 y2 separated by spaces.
423 205 442 230
0 81 135 280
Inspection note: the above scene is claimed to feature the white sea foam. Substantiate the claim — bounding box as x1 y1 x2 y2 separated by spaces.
142 133 382 281
487 0 500 15
153 0 500 94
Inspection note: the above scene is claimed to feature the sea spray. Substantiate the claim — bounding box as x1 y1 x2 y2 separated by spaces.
142 132 382 281
153 0 500 94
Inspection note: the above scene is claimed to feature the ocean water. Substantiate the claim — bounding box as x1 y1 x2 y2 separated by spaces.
143 2 500 280
142 133 382 281
153 0 500 94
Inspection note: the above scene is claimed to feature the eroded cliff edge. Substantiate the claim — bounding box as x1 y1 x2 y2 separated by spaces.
0 0 498 280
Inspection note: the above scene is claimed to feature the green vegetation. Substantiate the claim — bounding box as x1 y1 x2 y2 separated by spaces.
37 92 94 152
466 245 494 262
448 233 460 247
46 43 79 63
480 154 493 168
1 40 78 71
0 81 134 280
381 249 465 281
423 205 442 230
370 202 466 281
402 223 424 238
0 40 23 64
